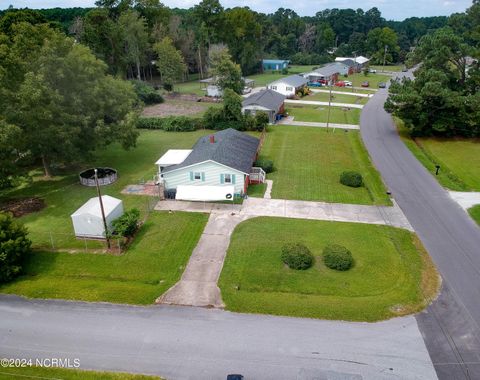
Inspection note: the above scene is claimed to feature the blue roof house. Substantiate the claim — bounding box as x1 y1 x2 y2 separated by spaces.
262 59 290 72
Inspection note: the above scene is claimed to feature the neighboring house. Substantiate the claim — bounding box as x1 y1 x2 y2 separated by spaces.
71 195 124 239
266 75 308 98
336 56 370 70
262 59 290 71
157 129 264 200
303 63 341 84
200 77 255 97
333 60 356 75
242 89 286 124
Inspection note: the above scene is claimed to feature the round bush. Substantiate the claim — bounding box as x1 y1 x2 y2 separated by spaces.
340 171 363 188
323 244 353 271
281 243 314 270
254 159 274 173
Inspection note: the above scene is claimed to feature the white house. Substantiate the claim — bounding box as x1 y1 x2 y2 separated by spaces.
71 195 124 239
200 77 255 97
266 75 308 98
157 129 264 201
242 89 285 124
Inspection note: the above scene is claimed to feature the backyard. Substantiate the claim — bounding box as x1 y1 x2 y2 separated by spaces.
258 125 391 205
142 98 221 118
219 217 439 321
286 104 361 125
0 130 211 304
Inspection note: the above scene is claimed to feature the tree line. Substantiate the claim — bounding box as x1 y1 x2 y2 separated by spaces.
1 0 450 79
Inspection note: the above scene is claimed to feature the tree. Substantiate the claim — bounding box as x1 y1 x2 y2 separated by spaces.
208 46 244 94
0 212 31 283
118 9 149 80
1 28 139 177
366 27 400 64
0 121 24 188
153 36 187 90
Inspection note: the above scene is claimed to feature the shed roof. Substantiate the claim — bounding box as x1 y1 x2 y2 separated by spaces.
71 195 122 218
269 74 308 88
156 149 192 166
162 128 260 175
242 89 285 111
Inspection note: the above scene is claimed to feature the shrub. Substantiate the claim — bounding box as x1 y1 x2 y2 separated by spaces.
131 80 164 105
254 159 274 173
281 68 289 75
112 208 140 238
281 243 314 270
163 83 173 92
323 244 353 271
0 212 31 283
137 116 203 131
340 171 363 188
254 111 270 131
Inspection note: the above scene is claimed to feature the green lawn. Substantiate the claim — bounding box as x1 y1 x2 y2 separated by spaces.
219 217 439 321
0 130 211 304
469 205 480 226
259 125 391 205
172 81 205 96
396 118 480 191
0 367 162 380
370 64 405 72
348 72 390 88
306 91 369 105
287 104 361 125
247 183 267 198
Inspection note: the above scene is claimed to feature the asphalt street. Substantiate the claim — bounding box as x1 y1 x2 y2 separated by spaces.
0 295 436 380
360 73 480 379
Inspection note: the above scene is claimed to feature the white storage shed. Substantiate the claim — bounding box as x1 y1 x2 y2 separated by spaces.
71 195 124 239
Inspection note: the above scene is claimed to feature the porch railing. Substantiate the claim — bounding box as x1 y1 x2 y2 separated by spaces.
250 167 266 184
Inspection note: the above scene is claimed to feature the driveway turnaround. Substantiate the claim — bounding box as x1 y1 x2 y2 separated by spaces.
361 74 480 379
285 99 364 109
0 295 438 380
278 116 360 130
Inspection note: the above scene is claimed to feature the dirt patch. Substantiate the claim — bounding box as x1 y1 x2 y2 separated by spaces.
142 100 209 117
0 197 46 217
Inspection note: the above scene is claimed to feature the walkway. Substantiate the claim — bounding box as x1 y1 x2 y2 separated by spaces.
0 295 438 380
278 116 359 130
361 73 480 379
155 196 412 307
310 89 372 98
285 98 364 109
448 191 480 210
264 179 273 199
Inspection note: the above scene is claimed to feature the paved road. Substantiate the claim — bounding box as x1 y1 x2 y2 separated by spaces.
0 295 437 380
360 74 480 379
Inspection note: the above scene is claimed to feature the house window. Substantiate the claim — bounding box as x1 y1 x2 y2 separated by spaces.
286 86 293 91
224 174 232 183
271 86 277 90
194 172 201 180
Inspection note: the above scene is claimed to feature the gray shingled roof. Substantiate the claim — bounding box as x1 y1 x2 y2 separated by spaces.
269 74 308 88
242 89 285 111
162 129 260 175
312 63 341 77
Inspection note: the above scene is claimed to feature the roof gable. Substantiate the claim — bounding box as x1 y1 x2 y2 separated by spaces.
269 74 308 88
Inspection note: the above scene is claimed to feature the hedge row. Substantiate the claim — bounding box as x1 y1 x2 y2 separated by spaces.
137 116 204 131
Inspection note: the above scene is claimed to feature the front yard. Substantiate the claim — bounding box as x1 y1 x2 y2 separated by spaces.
219 217 439 321
259 125 390 205
306 91 369 105
348 72 391 88
287 104 361 125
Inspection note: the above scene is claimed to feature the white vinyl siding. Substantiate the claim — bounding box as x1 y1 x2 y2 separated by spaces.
163 161 245 194
267 81 305 97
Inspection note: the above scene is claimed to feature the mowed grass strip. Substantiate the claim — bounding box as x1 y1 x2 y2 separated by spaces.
0 366 162 380
259 125 390 205
0 211 208 304
468 205 480 226
396 118 480 191
219 217 440 322
307 91 369 105
287 104 361 125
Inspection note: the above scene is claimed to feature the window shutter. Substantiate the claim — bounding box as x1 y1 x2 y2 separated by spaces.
220 174 224 184
232 174 236 184
201 172 205 181
189 171 193 181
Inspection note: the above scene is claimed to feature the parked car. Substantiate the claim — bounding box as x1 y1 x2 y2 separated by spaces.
335 81 346 87
361 81 370 87
369 68 377 73
344 81 353 87
402 67 408 72
227 375 244 380
242 87 252 95
307 81 322 87
378 82 386 88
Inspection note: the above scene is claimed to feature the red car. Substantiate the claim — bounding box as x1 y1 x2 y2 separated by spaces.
335 81 346 87
361 81 370 87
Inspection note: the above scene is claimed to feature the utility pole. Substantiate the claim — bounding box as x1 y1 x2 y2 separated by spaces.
382 45 388 73
326 80 332 132
94 169 110 249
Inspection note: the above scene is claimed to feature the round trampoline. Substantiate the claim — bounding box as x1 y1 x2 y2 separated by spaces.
79 167 118 187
